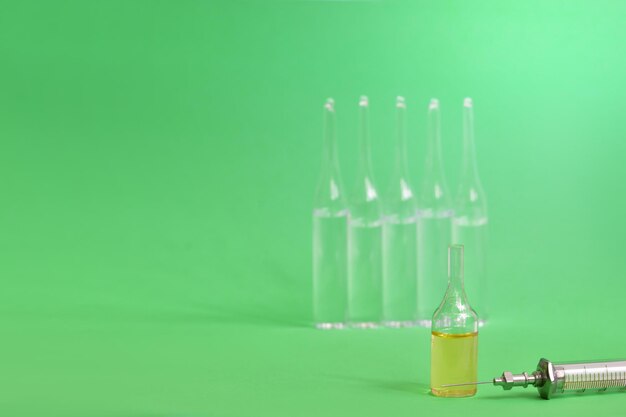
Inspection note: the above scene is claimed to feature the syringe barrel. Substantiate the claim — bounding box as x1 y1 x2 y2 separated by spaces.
537 358 626 399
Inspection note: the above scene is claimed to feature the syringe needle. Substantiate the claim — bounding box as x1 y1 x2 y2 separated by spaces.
440 381 492 387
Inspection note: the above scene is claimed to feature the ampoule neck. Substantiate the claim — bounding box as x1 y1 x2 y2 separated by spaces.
357 96 375 179
392 96 410 178
321 99 340 174
386 97 416 213
421 99 451 211
460 98 481 182
433 245 478 332
425 99 446 175
446 244 468 296
315 98 346 210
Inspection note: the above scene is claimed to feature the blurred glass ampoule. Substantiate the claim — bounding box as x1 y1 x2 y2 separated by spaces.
348 96 383 328
416 99 454 327
452 98 488 323
313 98 348 329
382 96 418 327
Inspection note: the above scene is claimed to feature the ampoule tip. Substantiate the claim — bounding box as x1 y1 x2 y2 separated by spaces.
396 96 406 108
429 98 439 110
359 95 369 107
324 98 335 112
464 97 473 108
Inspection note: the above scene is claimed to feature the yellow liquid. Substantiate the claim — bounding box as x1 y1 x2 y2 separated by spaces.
430 331 478 397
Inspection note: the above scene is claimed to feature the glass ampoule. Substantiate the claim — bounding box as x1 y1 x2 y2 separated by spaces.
430 245 478 398
347 96 383 328
416 99 454 327
382 96 418 327
452 98 489 323
313 98 349 329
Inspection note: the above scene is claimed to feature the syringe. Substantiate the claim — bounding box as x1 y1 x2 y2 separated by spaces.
443 358 626 399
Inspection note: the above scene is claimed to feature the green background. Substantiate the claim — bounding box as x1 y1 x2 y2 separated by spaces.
1 1 625 415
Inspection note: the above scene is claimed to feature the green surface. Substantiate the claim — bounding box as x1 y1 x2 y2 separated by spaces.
1 1 626 415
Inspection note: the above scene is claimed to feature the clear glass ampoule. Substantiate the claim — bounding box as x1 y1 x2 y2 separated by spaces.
430 245 478 398
312 98 349 329
382 96 418 327
452 98 489 323
417 99 454 327
347 95 383 328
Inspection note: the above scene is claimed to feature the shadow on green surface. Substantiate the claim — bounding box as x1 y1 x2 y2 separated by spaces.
476 391 537 401
187 303 309 328
328 374 430 396
478 389 626 401
377 380 431 395
0 303 310 329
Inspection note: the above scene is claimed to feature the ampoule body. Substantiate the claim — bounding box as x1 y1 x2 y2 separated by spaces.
313 98 348 329
347 96 383 328
416 99 454 326
452 98 488 322
382 97 418 327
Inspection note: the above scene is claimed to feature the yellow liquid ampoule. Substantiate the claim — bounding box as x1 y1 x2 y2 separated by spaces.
430 331 478 397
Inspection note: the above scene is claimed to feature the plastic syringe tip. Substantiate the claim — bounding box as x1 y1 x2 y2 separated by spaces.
464 97 473 108
429 98 439 110
359 95 369 107
396 96 406 108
